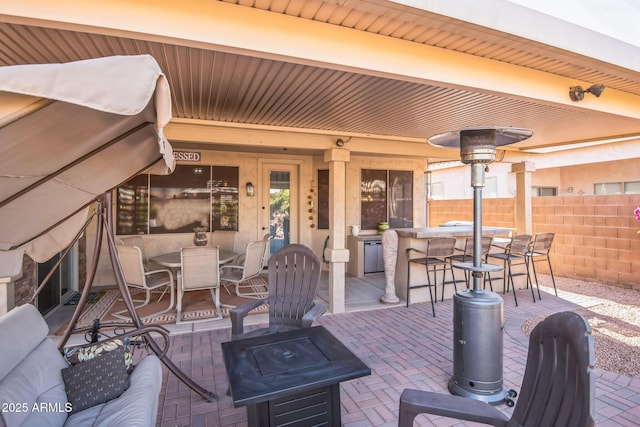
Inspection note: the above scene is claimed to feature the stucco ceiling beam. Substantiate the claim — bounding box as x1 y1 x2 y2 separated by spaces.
165 119 455 159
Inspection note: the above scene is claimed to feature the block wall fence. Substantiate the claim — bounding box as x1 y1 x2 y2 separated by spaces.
428 195 640 289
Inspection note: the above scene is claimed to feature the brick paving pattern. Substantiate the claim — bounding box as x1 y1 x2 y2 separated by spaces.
156 277 640 426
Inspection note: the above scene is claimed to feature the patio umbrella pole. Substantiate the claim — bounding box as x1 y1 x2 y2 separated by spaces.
102 192 218 402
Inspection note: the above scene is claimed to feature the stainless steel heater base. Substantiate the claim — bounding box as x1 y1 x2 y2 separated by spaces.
448 289 507 405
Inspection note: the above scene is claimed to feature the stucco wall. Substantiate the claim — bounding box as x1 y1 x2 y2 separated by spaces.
429 162 515 199
428 194 640 289
85 150 315 286
554 159 640 196
310 153 428 265
87 150 428 286
345 155 428 232
13 149 430 303
430 157 640 199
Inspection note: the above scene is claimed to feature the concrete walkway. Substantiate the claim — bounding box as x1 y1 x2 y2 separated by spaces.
155 278 640 426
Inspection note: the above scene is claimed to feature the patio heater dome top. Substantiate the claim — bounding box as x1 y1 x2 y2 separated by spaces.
428 126 533 148
428 127 533 164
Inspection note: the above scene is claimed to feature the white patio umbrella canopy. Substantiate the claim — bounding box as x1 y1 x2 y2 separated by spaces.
0 55 175 277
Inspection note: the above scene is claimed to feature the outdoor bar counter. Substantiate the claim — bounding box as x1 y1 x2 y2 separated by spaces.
394 226 511 304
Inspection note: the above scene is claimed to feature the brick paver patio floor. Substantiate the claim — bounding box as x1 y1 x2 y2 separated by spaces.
155 276 640 426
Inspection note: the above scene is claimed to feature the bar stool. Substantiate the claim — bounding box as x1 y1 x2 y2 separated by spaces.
526 232 557 299
448 236 494 289
486 234 534 307
406 237 457 317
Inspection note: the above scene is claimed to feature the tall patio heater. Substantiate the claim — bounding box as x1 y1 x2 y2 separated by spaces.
428 127 533 405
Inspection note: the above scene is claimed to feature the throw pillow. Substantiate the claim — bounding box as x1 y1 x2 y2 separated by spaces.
64 336 133 371
61 346 130 414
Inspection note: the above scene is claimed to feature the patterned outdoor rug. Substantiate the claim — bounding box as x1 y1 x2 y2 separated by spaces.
74 290 121 327
64 290 107 305
60 276 269 333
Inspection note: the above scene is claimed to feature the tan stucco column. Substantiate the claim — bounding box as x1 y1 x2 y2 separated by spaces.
0 277 15 315
512 161 536 234
323 148 350 314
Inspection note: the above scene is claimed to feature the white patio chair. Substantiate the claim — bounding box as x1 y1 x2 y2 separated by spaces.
259 233 272 269
112 244 175 320
220 239 267 299
117 235 163 270
176 246 223 323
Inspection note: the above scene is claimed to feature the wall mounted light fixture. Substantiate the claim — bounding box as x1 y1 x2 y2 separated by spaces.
335 136 353 147
245 182 254 197
569 84 605 102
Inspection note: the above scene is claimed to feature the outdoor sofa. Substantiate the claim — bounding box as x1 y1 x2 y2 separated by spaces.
0 304 162 427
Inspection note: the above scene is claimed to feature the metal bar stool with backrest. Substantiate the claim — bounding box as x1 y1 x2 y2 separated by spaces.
406 237 457 316
486 234 534 307
526 232 557 299
448 236 494 289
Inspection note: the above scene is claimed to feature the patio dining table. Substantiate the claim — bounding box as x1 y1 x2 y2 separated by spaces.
150 249 239 269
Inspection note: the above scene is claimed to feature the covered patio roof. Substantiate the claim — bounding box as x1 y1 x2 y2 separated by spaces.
1 0 640 160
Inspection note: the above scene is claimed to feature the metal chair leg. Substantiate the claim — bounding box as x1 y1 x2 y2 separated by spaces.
448 263 458 297
526 259 537 302
406 262 411 308
547 257 558 296
507 260 519 307
426 264 436 317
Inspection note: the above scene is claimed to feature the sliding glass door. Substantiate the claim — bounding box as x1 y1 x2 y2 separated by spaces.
37 245 77 315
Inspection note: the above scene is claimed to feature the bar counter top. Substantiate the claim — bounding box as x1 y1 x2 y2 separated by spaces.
395 226 510 239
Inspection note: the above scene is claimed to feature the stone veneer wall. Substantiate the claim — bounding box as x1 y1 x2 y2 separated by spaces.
12 235 87 309
13 256 36 306
429 195 640 289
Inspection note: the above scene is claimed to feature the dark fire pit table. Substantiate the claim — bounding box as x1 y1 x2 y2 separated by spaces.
222 326 371 426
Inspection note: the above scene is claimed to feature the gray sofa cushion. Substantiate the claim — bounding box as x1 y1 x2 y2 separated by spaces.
0 304 49 380
0 305 68 427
